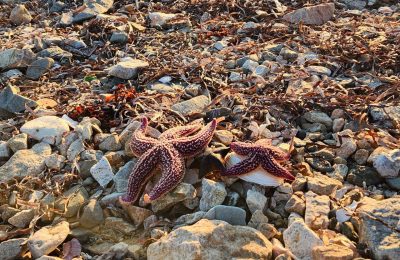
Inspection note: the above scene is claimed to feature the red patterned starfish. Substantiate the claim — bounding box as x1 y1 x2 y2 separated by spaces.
222 139 295 181
120 118 217 204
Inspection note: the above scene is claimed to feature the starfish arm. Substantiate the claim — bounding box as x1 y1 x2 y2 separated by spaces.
264 146 290 161
130 117 158 157
172 119 217 158
147 146 185 201
260 156 295 181
120 146 161 204
159 124 201 140
230 142 258 155
221 154 260 176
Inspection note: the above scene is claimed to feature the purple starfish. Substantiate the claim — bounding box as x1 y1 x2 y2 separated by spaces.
120 118 217 204
222 139 295 181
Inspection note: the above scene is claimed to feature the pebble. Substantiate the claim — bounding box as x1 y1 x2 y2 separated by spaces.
354 149 369 165
229 72 242 82
283 3 335 25
204 205 246 226
279 47 298 61
21 116 70 145
110 31 129 44
108 57 149 79
242 59 259 73
125 205 153 226
79 199 104 228
199 178 226 211
0 238 27 260
305 191 330 230
152 183 196 212
90 156 114 188
8 209 35 228
171 95 210 116
28 221 70 259
214 40 228 51
114 160 136 192
7 133 28 152
72 0 114 23
306 65 332 76
26 58 54 80
148 12 177 27
336 139 357 159
214 130 233 145
331 109 345 119
372 149 400 178
246 189 267 214
175 211 206 226
10 5 32 25
254 65 269 76
332 118 345 132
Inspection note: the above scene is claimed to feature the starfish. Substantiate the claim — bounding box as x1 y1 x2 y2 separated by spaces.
120 118 217 204
221 139 295 181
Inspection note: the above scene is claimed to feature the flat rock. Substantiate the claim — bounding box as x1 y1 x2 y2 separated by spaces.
283 3 335 25
26 58 54 80
372 149 400 178
357 198 400 260
21 116 70 145
147 219 273 260
171 95 210 116
151 183 196 212
108 57 149 79
73 0 114 23
0 238 27 260
28 221 70 259
304 191 330 230
0 85 37 114
0 143 51 182
90 156 114 188
303 111 333 128
204 205 246 226
199 178 227 211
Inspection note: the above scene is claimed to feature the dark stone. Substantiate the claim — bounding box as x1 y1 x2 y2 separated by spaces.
347 165 383 186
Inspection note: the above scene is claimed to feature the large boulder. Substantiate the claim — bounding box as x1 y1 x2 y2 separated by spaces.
147 219 273 260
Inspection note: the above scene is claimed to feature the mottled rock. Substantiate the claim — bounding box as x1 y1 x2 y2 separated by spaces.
347 165 383 186
110 31 129 43
0 238 27 260
79 199 104 228
148 12 177 27
45 154 65 170
114 160 136 192
303 111 333 128
372 149 400 178
0 85 37 114
55 185 89 217
7 133 27 152
90 156 114 188
336 139 357 159
8 209 35 228
67 138 85 161
307 173 342 196
199 178 227 211
354 149 369 165
72 0 114 23
312 244 353 260
125 205 153 226
104 217 136 235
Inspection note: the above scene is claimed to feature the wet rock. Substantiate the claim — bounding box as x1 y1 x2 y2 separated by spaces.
26 57 54 80
21 116 70 145
312 244 354 260
357 198 400 259
283 3 335 25
28 221 70 259
104 217 136 235
73 0 114 23
108 57 149 79
147 219 273 259
204 205 246 226
372 149 400 178
0 238 27 260
246 189 267 213
114 160 136 192
110 31 129 43
307 173 343 196
151 183 196 212
8 209 35 228
0 85 37 114
283 220 323 260
7 133 27 152
199 178 227 211
0 143 51 182
79 199 104 228
55 185 89 217
10 5 32 25
171 95 210 116
90 156 114 188
347 165 383 186
305 191 330 230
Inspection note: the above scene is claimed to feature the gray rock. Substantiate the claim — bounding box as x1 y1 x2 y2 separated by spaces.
0 69 23 80
213 40 228 51
96 133 122 151
305 157 333 172
0 141 10 158
0 48 35 70
204 205 246 226
283 3 335 25
372 149 400 178
26 58 54 80
50 1 65 13
45 154 65 170
7 133 27 152
248 210 269 228
229 72 242 82
280 47 298 61
225 191 240 206
341 0 367 10
303 111 333 128
151 183 196 212
333 118 345 132
73 0 114 23
246 189 267 213
60 12 73 26
199 178 227 211
171 95 210 116
306 66 331 76
242 59 259 73
10 5 32 25
8 209 35 228
79 199 104 228
108 57 149 79
254 65 269 77
114 160 136 192
28 221 70 259
90 156 114 188
55 185 89 217
357 198 400 259
0 238 27 260
285 192 306 215
21 116 70 145
0 143 51 182
336 139 357 159
175 211 206 226
110 31 129 43
354 149 369 165
0 85 37 114
347 165 383 186
386 177 400 191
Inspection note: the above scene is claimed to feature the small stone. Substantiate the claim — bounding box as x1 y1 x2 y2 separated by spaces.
283 3 335 25
328 164 349 181
386 177 400 191
305 157 333 172
90 156 114 188
257 223 278 240
307 173 343 196
285 192 306 215
283 220 323 260
28 221 70 259
229 72 242 82
38 47 72 63
26 58 54 80
214 40 228 51
45 154 65 170
0 49 36 70
204 205 246 226
21 116 70 145
125 205 153 226
0 141 10 158
354 149 369 165
148 12 177 27
246 189 267 214
114 160 136 192
306 66 331 76
72 0 114 23
96 133 122 151
0 85 37 114
273 183 293 203
55 185 89 218
333 118 345 133
171 95 210 116
110 31 129 43
336 139 357 159
254 65 269 77
50 1 65 13
312 244 354 260
372 149 400 178
143 215 158 230
8 209 35 228
242 59 259 73
104 217 136 235
175 211 206 226
305 191 330 230
280 47 298 61
331 109 345 119
347 165 383 187
79 199 104 228
7 133 27 152
199 178 227 211
214 130 233 145
303 111 333 128
108 57 149 79
225 191 240 206
343 0 367 10
0 238 27 260
10 5 32 25
151 183 196 212
248 210 269 228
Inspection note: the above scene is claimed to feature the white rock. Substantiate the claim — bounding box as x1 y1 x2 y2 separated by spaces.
21 116 70 145
90 156 114 188
108 57 149 79
246 189 268 214
199 178 227 211
66 138 85 161
45 154 66 170
148 12 177 27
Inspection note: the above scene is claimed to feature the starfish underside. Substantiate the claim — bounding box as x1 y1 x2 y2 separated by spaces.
222 139 295 181
121 118 217 204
